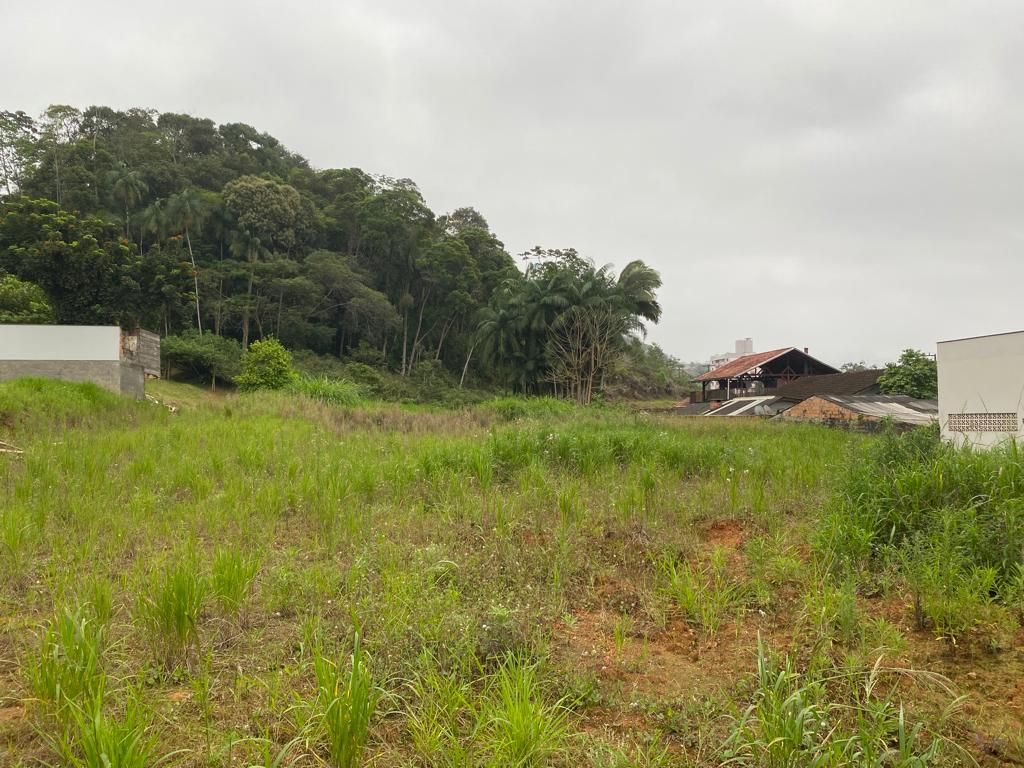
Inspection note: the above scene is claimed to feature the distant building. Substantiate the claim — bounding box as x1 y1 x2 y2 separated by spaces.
702 369 888 418
938 330 1024 448
0 325 159 399
771 368 884 403
708 338 754 370
694 346 839 403
780 394 937 429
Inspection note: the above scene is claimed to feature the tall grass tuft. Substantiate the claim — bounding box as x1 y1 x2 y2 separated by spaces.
211 546 260 618
312 632 379 768
26 607 106 718
48 694 160 768
721 640 958 767
288 375 363 407
406 663 471 766
483 656 569 767
659 549 746 637
139 557 208 667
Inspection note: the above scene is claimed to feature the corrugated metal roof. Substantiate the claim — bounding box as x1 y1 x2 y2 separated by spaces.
820 395 937 425
704 396 777 416
772 369 884 401
694 348 794 382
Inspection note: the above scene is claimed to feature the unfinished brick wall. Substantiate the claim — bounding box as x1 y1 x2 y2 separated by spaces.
784 397 863 424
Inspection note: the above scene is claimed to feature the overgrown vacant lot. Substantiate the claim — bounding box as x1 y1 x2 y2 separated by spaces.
1 380 1023 767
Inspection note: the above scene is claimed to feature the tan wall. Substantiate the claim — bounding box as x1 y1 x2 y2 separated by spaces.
937 331 1024 449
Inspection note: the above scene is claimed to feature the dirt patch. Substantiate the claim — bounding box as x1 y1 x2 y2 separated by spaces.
701 519 745 551
0 705 25 723
555 609 791 703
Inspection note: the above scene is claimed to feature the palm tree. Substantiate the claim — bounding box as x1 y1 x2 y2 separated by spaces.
107 166 148 240
168 189 209 333
138 198 167 252
229 227 267 348
614 260 662 335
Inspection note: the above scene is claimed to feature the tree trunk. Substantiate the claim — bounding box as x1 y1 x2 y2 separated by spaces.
400 312 409 376
408 288 430 373
185 226 202 333
460 340 477 389
435 317 454 360
242 267 254 348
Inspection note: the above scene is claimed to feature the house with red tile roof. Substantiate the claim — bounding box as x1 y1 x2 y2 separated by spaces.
694 347 839 403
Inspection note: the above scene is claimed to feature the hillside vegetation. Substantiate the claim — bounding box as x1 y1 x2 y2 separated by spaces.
1 380 1022 766
0 106 688 401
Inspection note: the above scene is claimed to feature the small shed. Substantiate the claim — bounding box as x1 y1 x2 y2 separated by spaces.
0 325 160 399
781 394 937 429
937 330 1024 448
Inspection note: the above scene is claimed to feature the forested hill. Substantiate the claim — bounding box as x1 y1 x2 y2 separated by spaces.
0 105 684 396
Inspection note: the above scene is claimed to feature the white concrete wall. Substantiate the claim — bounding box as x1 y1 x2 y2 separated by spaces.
0 325 121 361
937 330 1024 449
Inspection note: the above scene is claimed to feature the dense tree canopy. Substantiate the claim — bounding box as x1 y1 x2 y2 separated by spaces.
878 349 938 399
0 105 677 397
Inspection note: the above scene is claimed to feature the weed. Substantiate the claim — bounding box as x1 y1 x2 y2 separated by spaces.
659 548 746 637
26 607 106 719
47 694 162 768
312 632 379 768
288 375 363 407
482 656 569 767
211 546 260 618
721 640 957 767
139 556 208 668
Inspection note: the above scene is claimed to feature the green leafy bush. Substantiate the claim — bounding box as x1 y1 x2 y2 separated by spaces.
0 272 55 323
236 338 297 391
162 331 241 386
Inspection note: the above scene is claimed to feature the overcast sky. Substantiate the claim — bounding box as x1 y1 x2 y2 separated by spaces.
4 1 1022 365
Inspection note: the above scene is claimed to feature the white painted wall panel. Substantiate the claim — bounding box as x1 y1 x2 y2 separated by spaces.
937 330 1024 449
0 325 121 361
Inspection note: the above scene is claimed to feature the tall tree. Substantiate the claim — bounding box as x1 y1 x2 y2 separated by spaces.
878 349 938 399
167 189 209 332
107 166 149 239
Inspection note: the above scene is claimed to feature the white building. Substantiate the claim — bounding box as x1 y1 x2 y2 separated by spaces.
708 338 753 370
937 330 1024 448
0 325 159 399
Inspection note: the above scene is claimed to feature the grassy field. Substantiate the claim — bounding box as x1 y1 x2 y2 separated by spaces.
1 378 1022 767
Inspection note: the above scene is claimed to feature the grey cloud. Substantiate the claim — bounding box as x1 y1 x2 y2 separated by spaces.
3 0 1023 365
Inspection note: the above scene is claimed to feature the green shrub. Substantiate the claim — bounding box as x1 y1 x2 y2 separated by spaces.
818 427 1024 646
288 375 363 407
236 338 297 391
162 331 241 386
